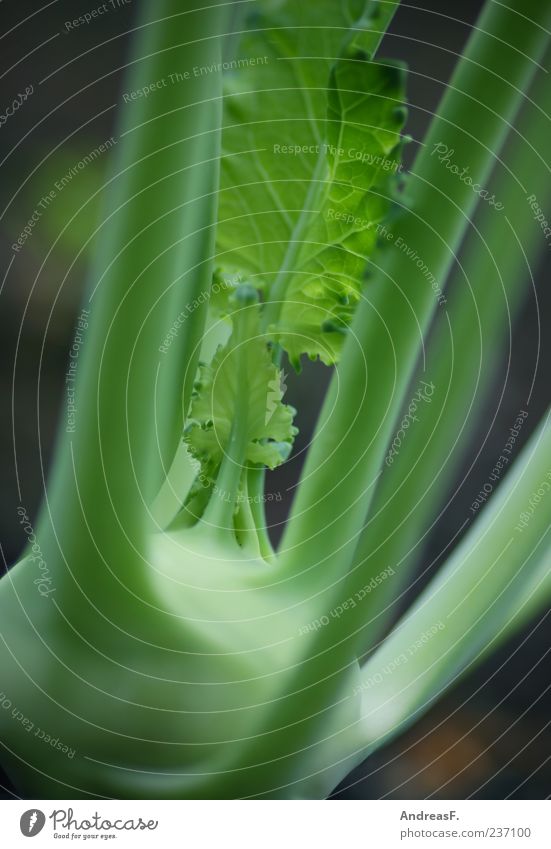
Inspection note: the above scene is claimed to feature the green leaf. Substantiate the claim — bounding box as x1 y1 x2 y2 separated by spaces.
272 58 407 367
185 297 298 477
215 0 403 364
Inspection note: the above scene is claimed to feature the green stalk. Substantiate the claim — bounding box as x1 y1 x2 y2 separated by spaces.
279 0 551 599
251 0 402 536
234 475 263 557
201 303 254 533
150 442 199 528
347 62 551 654
32 0 229 604
356 414 551 753
238 0 551 796
247 467 276 560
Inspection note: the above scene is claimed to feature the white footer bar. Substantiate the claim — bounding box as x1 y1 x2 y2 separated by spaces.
2 800 549 848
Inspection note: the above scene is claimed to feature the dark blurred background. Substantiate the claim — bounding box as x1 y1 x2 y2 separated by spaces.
0 0 549 799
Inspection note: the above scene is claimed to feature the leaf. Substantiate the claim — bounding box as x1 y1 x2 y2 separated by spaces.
273 58 407 367
217 0 385 277
184 298 298 478
215 0 405 365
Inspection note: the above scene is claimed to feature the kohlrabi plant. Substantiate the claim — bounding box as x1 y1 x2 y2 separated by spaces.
1 0 551 799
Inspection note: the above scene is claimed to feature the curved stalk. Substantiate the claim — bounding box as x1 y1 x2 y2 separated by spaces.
279 0 551 602
235 0 551 796
247 467 276 560
356 413 551 753
249 0 402 533
33 0 229 603
345 61 551 654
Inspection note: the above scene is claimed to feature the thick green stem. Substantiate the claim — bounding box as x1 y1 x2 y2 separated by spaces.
202 298 256 532
241 0 551 796
234 475 262 557
150 442 199 528
34 0 229 603
247 467 276 560
252 0 402 531
279 0 551 599
346 61 551 653
357 414 551 753
202 409 248 533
